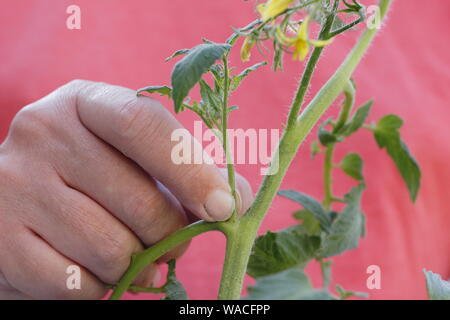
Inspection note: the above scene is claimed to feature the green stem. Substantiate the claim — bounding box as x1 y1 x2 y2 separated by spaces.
109 221 229 300
221 57 238 223
333 80 355 133
216 0 392 300
127 286 165 294
286 1 338 129
323 144 335 210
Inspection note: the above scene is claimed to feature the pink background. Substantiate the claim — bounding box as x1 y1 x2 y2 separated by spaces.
1 0 449 299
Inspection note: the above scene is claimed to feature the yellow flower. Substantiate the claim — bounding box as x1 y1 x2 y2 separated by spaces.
276 16 333 61
257 0 294 21
240 36 255 62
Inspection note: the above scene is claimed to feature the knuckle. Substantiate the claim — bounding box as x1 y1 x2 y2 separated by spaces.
10 106 51 139
62 79 97 96
124 190 187 244
125 190 168 228
93 229 137 283
115 99 167 152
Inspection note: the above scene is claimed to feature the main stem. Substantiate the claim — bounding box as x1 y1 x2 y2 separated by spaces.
221 57 238 223
323 144 335 210
217 0 393 300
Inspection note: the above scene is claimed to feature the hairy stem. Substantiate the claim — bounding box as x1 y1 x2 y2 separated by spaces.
109 221 230 300
323 144 335 210
217 0 393 300
286 0 338 129
221 57 238 223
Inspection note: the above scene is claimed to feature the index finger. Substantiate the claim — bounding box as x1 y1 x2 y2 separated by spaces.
65 80 235 222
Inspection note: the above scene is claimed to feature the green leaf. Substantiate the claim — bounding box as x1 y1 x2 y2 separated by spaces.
278 190 332 232
171 43 231 112
318 184 365 258
245 268 335 300
231 61 267 91
163 260 188 300
199 79 221 113
247 225 321 278
424 269 450 300
137 85 172 98
342 100 373 137
373 114 421 201
319 126 338 146
340 153 364 180
165 49 190 62
335 285 368 299
293 210 321 236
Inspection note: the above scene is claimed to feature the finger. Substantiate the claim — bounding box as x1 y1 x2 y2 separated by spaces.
70 80 235 221
0 227 107 300
0 272 31 300
133 263 161 289
219 169 254 215
185 170 254 222
235 172 254 215
24 180 143 285
49 113 189 253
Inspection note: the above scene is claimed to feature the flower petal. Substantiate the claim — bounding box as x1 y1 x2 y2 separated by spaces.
276 27 296 45
293 40 310 61
297 16 310 40
259 0 294 21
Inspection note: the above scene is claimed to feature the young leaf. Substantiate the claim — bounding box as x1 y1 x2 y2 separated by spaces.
171 43 231 112
335 285 368 299
165 48 190 62
247 225 321 278
245 268 335 300
231 61 267 90
163 260 188 300
199 79 221 113
319 126 338 146
341 100 373 137
424 269 450 300
137 85 172 98
318 184 366 258
278 190 332 232
293 210 321 236
339 153 364 180
373 115 421 201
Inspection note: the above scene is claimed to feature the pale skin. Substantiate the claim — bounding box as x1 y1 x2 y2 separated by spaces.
0 80 253 299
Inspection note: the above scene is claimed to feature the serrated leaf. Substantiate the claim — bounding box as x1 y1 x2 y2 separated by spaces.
424 269 450 300
278 190 332 232
340 153 364 180
293 210 321 236
171 43 231 112
374 115 421 201
163 260 188 300
199 79 221 113
137 85 172 97
165 49 190 62
247 225 321 278
231 61 267 91
318 184 365 258
335 285 368 299
245 268 335 300
342 100 373 137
